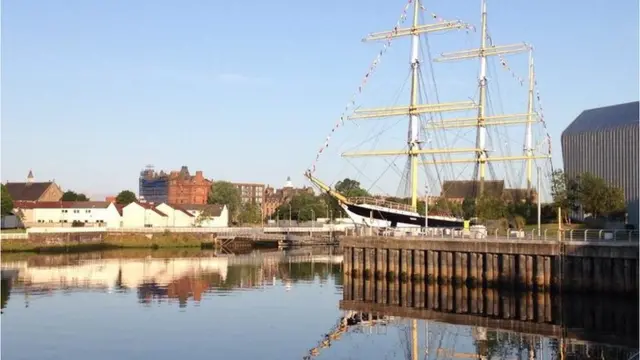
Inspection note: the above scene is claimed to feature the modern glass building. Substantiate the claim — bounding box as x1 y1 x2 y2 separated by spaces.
561 101 639 228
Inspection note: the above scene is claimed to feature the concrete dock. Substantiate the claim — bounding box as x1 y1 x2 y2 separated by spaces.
341 236 639 293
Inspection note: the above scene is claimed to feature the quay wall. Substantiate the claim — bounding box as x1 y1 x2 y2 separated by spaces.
341 236 639 294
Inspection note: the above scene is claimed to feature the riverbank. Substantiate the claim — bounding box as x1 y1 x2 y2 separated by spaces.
1 233 223 253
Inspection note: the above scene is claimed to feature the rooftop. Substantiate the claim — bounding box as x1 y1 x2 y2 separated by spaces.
563 101 639 136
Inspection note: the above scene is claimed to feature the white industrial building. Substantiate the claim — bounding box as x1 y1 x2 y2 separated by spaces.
10 201 229 229
121 202 169 228
155 203 195 227
182 204 229 228
12 201 122 228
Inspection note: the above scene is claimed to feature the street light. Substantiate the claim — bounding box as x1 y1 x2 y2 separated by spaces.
424 185 429 235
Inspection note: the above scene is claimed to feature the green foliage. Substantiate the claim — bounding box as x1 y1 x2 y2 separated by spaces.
208 181 241 220
334 178 369 198
1 184 14 216
238 202 262 224
273 192 327 222
476 195 507 220
115 190 137 205
61 190 89 201
552 170 626 221
577 172 625 218
462 197 476 219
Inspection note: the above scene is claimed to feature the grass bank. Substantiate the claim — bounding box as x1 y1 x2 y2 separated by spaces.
1 233 210 254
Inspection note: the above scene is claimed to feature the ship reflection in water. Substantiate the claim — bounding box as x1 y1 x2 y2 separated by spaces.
1 249 638 360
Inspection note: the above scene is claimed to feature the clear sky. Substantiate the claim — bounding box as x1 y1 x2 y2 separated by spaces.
2 0 638 199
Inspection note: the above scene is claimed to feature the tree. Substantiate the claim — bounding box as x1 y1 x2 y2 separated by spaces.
1 185 14 216
334 178 370 198
115 190 137 205
476 195 507 220
578 172 625 218
551 170 578 223
603 186 626 218
462 197 476 219
238 202 262 224
208 181 241 220
274 193 327 222
61 190 89 201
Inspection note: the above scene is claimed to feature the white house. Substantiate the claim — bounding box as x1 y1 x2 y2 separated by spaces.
155 203 195 227
181 204 229 227
121 202 169 228
12 201 122 228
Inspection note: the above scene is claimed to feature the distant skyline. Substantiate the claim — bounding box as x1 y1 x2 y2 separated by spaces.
2 0 638 198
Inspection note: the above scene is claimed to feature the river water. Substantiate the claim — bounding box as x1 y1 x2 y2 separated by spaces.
1 247 637 360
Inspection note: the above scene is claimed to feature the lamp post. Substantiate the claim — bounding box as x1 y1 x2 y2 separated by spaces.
424 185 430 235
537 166 542 238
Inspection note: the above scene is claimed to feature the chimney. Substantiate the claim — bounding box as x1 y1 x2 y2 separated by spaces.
195 171 203 179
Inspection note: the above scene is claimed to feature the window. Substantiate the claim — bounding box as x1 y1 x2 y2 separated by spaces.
62 209 68 213
85 210 91 213
73 210 80 214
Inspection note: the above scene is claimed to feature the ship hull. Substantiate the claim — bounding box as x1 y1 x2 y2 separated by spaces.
342 202 463 229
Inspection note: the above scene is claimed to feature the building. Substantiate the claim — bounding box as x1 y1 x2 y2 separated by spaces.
121 202 169 228
561 101 639 227
263 176 315 217
13 201 122 228
5 170 63 202
139 166 169 203
167 166 211 205
1 213 23 229
439 180 537 204
139 166 211 205
232 182 265 206
155 203 195 227
180 204 229 227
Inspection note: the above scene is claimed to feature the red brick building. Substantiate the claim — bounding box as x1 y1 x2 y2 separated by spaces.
167 166 212 205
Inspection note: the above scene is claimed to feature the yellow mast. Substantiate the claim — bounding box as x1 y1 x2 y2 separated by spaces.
407 0 421 209
339 1 473 211
308 0 551 209
476 0 488 195
419 1 550 193
526 47 535 190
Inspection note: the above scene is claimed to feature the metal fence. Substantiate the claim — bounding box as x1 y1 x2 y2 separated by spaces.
351 227 640 243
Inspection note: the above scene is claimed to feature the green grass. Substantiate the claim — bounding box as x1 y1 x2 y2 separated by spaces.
1 233 209 253
1 228 27 233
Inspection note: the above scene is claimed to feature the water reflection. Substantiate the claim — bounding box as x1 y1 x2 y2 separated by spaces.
1 248 638 360
2 247 343 309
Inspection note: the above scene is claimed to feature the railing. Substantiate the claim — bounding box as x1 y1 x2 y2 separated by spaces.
349 197 414 212
350 227 640 243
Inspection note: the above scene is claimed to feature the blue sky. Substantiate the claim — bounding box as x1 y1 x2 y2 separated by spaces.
2 0 638 199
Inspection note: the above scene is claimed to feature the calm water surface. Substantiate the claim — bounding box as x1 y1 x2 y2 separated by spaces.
1 248 637 360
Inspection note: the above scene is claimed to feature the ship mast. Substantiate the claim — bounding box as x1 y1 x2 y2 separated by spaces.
336 0 551 208
476 0 488 195
408 0 421 209
422 0 550 196
341 0 476 211
526 47 535 190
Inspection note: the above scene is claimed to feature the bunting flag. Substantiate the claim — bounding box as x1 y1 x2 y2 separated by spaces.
488 35 527 86
308 0 414 175
534 83 553 156
420 5 476 32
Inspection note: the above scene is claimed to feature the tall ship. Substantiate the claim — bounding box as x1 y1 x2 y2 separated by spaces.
304 0 553 230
